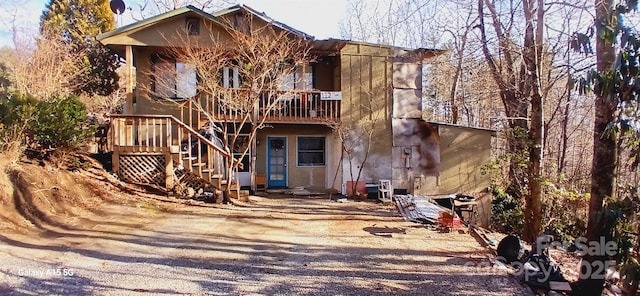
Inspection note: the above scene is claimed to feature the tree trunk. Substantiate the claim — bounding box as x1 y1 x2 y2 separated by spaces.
558 85 571 176
574 0 618 294
521 0 544 243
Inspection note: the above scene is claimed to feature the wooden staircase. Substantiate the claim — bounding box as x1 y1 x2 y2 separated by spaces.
108 114 234 197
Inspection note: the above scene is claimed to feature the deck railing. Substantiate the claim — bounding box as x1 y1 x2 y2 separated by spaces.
109 114 231 188
179 90 341 128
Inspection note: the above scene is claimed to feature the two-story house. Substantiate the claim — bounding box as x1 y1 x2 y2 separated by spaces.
97 4 494 199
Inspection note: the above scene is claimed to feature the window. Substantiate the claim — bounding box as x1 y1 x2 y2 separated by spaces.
278 66 313 91
298 137 325 166
230 135 250 172
153 55 197 99
222 67 240 88
186 17 200 35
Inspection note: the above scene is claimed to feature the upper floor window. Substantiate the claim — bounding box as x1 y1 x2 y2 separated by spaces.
222 67 240 88
279 66 313 91
186 17 200 35
153 54 197 99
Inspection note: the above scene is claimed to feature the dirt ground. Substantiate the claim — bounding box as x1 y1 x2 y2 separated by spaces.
0 156 533 295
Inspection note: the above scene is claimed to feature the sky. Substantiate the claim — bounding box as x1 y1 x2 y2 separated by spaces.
0 0 347 48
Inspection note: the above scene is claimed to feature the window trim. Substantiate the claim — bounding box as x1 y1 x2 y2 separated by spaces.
296 136 326 167
151 54 198 100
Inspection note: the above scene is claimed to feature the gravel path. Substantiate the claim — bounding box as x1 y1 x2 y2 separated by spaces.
0 195 532 295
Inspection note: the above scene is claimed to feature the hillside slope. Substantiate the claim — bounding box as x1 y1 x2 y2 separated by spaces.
0 153 173 235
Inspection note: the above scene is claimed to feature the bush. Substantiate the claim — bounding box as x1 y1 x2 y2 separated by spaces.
542 185 588 243
0 91 37 152
30 95 95 149
490 186 525 234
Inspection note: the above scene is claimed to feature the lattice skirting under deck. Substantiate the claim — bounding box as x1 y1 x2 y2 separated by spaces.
118 154 166 187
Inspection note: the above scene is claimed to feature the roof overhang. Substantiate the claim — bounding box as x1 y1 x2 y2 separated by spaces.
97 5 226 46
427 120 498 136
311 39 347 55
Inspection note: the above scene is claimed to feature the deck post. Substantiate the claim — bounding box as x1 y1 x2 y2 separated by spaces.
112 150 120 178
124 45 134 114
165 152 174 190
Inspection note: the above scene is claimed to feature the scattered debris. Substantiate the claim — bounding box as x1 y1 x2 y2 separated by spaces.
495 234 572 295
394 195 452 226
497 234 523 263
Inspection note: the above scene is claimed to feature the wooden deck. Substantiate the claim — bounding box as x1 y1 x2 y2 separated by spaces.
108 115 231 192
179 90 341 128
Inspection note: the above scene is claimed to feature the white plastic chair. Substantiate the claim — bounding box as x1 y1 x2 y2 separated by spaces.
378 179 393 203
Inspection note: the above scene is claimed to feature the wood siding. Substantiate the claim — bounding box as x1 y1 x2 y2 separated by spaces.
416 125 493 195
340 43 394 185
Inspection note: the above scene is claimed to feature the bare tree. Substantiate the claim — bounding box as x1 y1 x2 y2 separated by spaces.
339 0 439 47
477 0 550 242
148 16 310 198
3 34 86 99
333 91 383 199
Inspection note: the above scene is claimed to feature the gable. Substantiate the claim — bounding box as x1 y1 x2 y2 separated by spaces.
213 4 313 40
98 7 230 47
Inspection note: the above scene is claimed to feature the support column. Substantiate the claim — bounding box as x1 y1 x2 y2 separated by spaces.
250 100 259 192
125 45 134 114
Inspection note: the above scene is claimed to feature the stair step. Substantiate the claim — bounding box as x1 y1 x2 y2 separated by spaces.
191 163 207 167
201 170 223 178
183 157 198 161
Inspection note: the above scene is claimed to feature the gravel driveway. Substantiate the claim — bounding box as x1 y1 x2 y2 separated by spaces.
0 194 532 295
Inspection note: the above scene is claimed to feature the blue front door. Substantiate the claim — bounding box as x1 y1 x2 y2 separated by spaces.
267 137 287 187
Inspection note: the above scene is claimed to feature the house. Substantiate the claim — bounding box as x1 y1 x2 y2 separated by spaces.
97 4 494 199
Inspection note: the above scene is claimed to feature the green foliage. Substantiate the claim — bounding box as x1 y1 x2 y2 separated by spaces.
0 91 37 151
575 2 640 171
583 185 639 289
483 153 591 241
542 184 589 243
620 257 640 292
489 185 524 234
604 186 639 261
76 39 120 96
572 3 640 290
570 28 594 56
1 91 95 160
39 0 119 96
40 0 115 39
30 95 96 149
0 62 11 89
480 158 503 184
481 146 527 235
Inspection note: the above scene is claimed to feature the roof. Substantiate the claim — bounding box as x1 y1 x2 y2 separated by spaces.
311 38 444 57
97 4 443 56
339 39 444 55
212 4 314 40
311 39 347 53
97 5 226 41
426 120 497 134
